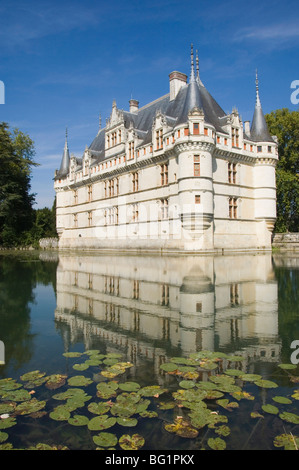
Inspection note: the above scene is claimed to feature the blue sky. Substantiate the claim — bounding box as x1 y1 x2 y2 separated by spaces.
0 0 298 208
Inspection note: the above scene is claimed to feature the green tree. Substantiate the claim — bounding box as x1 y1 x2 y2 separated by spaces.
265 109 299 233
0 122 37 246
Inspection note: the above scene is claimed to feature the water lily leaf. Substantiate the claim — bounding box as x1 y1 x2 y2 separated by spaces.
68 375 93 387
205 390 224 400
63 352 83 358
158 401 176 410
0 432 8 443
198 360 218 371
101 367 126 378
88 402 110 415
251 411 264 419
52 388 88 400
272 396 292 405
262 404 279 415
0 378 23 391
279 411 299 424
160 362 178 372
2 389 32 402
225 355 245 362
230 390 255 401
215 425 231 437
49 406 71 421
170 357 198 366
117 417 138 427
209 375 235 386
208 437 226 450
0 417 17 429
85 358 103 366
291 390 299 400
179 380 196 389
240 374 262 382
93 432 118 447
20 370 46 382
165 418 198 438
274 433 299 450
0 403 16 415
139 385 167 397
96 382 118 399
173 388 207 403
68 414 89 426
15 398 46 415
45 374 67 390
254 379 278 389
139 410 158 418
216 399 239 411
88 415 116 431
278 363 297 370
119 382 141 392
135 399 150 413
224 369 244 377
103 358 119 366
84 349 101 356
73 363 89 371
110 402 137 418
119 433 145 450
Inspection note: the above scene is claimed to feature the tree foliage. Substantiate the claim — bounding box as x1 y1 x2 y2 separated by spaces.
265 109 299 232
0 122 37 246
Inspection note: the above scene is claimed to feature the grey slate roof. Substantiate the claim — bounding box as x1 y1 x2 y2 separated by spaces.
250 73 273 143
56 131 70 178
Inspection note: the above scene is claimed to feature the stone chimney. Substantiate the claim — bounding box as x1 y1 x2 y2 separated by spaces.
169 71 188 101
129 99 139 113
244 120 251 136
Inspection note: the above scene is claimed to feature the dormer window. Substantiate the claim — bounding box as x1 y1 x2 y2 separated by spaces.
193 123 199 135
128 141 135 160
232 127 239 148
156 129 163 150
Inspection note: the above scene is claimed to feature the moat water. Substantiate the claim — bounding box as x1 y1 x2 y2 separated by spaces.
0 250 298 450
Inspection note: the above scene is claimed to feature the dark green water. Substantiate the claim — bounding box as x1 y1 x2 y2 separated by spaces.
0 250 298 450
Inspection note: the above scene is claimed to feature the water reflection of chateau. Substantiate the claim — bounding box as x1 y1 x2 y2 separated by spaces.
55 254 280 373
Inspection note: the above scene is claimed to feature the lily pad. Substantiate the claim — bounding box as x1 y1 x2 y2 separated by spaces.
73 363 89 371
272 396 292 405
88 402 110 415
0 416 17 430
224 369 244 377
262 404 279 415
179 380 196 389
0 378 23 391
119 382 141 392
68 375 93 387
63 352 83 358
139 385 167 397
93 432 118 448
119 433 145 450
20 370 46 382
88 415 117 431
0 432 8 443
279 411 299 424
216 399 239 411
274 433 299 450
278 363 297 370
68 414 89 426
208 437 226 450
117 417 138 427
160 362 178 372
15 398 46 415
96 382 118 399
49 406 71 421
45 374 67 390
240 374 262 382
2 389 32 402
165 418 198 438
254 379 278 389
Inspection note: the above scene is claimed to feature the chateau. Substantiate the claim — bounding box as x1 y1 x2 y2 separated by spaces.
54 46 278 252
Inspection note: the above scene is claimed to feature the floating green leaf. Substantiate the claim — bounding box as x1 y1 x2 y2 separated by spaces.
68 414 89 426
279 411 299 424
63 352 83 358
117 417 138 427
272 396 292 405
73 363 89 371
278 364 297 370
88 402 110 415
274 433 299 450
15 398 46 415
49 406 71 421
119 433 145 450
254 379 278 389
0 417 17 430
45 374 67 390
0 432 8 443
2 389 32 402
20 370 46 382
88 415 116 431
216 399 239 411
160 363 178 372
68 375 93 387
96 382 118 399
208 437 226 450
165 418 198 438
119 382 140 392
93 432 118 448
179 380 196 389
262 404 279 415
139 385 167 397
240 374 262 382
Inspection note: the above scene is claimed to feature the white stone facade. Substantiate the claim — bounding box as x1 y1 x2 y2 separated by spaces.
54 50 278 252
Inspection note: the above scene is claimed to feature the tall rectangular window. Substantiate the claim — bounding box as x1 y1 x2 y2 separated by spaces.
193 123 199 135
160 199 169 219
228 162 237 184
194 155 200 176
88 211 92 227
156 129 163 149
229 197 238 219
232 127 239 147
161 164 168 185
132 172 138 192
128 141 134 160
